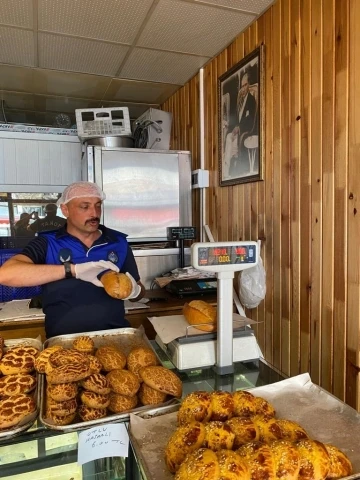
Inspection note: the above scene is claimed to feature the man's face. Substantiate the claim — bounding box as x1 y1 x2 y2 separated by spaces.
240 75 249 98
61 196 102 233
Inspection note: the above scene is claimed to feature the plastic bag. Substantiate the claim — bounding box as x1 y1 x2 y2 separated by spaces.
239 256 266 309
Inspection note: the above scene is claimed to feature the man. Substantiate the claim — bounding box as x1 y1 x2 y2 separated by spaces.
29 203 66 233
0 181 145 338
223 72 257 179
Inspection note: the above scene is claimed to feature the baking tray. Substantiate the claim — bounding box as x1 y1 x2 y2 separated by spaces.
0 337 42 441
40 327 180 432
129 373 360 480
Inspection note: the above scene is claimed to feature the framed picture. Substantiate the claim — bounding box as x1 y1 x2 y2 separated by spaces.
218 45 264 186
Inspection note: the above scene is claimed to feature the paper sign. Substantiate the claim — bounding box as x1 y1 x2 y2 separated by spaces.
77 423 129 465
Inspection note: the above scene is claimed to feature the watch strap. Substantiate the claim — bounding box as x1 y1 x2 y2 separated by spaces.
64 262 73 279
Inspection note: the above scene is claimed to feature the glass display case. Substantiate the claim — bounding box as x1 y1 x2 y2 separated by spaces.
0 344 284 480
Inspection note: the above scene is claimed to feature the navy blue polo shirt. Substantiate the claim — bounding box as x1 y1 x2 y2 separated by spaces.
21 225 140 338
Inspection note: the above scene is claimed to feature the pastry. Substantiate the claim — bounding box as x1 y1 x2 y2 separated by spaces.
139 366 182 398
252 414 281 442
275 419 308 442
174 448 219 479
232 390 259 416
325 444 352 478
237 441 276 480
226 416 260 448
297 439 330 480
0 394 37 429
6 345 39 357
80 390 110 409
100 271 133 299
106 369 140 396
165 421 206 473
49 348 89 367
138 383 167 405
253 395 276 417
46 362 91 384
46 396 77 417
80 373 110 395
0 336 4 360
88 355 103 374
47 382 78 402
0 348 37 375
209 390 234 421
78 404 108 422
95 345 126 371
127 346 158 380
177 391 212 425
34 346 63 374
47 412 76 426
271 440 301 480
108 392 138 414
0 374 36 396
183 300 217 332
204 420 235 451
72 336 95 355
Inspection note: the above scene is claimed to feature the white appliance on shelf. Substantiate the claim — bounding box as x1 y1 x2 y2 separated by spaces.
154 241 262 373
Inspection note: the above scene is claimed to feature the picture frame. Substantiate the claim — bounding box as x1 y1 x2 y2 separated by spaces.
218 45 264 186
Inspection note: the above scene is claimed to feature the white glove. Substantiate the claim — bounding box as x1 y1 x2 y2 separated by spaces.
122 272 141 300
74 260 119 287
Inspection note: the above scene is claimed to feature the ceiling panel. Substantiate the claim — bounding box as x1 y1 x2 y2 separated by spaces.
120 48 210 84
0 65 37 93
191 0 273 15
103 79 181 104
38 33 130 76
0 91 36 110
0 26 35 67
137 0 255 57
38 0 154 44
0 0 34 28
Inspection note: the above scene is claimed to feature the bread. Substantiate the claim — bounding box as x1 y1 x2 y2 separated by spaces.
237 441 276 479
204 420 235 451
252 414 281 442
49 348 89 367
34 346 63 374
46 396 77 417
177 391 212 425
174 448 219 479
100 271 132 299
271 440 301 480
95 345 126 371
80 373 110 395
108 392 138 413
47 412 76 426
253 395 276 417
0 394 37 429
226 416 260 448
165 421 206 473
275 419 308 442
47 362 91 384
140 366 182 398
106 369 140 397
325 444 352 478
80 390 110 409
6 345 39 357
47 382 78 402
232 390 258 417
210 390 234 421
138 383 167 405
0 336 4 360
88 355 103 374
78 404 108 422
183 300 217 332
0 374 36 396
127 346 158 381
72 336 95 355
297 439 330 480
0 348 37 375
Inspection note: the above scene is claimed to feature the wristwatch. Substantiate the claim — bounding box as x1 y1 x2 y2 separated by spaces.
64 262 73 279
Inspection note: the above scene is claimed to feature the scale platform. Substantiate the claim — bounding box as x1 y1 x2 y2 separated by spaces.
155 328 261 371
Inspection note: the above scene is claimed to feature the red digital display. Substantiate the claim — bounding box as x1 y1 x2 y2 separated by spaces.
235 247 246 255
213 248 227 256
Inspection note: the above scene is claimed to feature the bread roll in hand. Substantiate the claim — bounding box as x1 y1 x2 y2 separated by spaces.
183 300 217 332
100 271 133 299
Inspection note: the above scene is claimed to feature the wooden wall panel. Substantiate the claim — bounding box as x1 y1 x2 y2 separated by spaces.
162 0 360 410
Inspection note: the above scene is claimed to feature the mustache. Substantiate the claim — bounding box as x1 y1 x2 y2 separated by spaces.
85 217 100 224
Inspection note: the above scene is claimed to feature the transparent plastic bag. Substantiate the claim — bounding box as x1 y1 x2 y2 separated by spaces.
239 256 266 309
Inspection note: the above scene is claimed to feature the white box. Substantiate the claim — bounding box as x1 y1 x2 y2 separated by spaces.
133 108 172 150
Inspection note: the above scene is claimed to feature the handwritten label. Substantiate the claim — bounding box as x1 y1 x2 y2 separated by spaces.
78 424 129 465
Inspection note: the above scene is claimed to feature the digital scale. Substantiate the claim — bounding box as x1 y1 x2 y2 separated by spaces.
155 241 262 374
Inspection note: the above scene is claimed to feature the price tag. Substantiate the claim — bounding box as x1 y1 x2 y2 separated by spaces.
77 423 129 465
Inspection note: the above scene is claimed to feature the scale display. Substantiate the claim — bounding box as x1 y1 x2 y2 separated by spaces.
198 244 256 266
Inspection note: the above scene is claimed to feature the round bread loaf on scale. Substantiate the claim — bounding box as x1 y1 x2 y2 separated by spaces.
100 271 132 299
183 300 217 332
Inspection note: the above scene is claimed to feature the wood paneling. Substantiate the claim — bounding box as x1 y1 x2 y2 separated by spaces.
162 0 360 409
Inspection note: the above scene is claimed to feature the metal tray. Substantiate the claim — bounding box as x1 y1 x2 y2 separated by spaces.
0 337 42 441
129 374 360 480
40 327 180 432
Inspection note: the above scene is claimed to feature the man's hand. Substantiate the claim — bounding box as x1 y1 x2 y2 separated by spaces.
122 272 141 300
75 260 119 287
